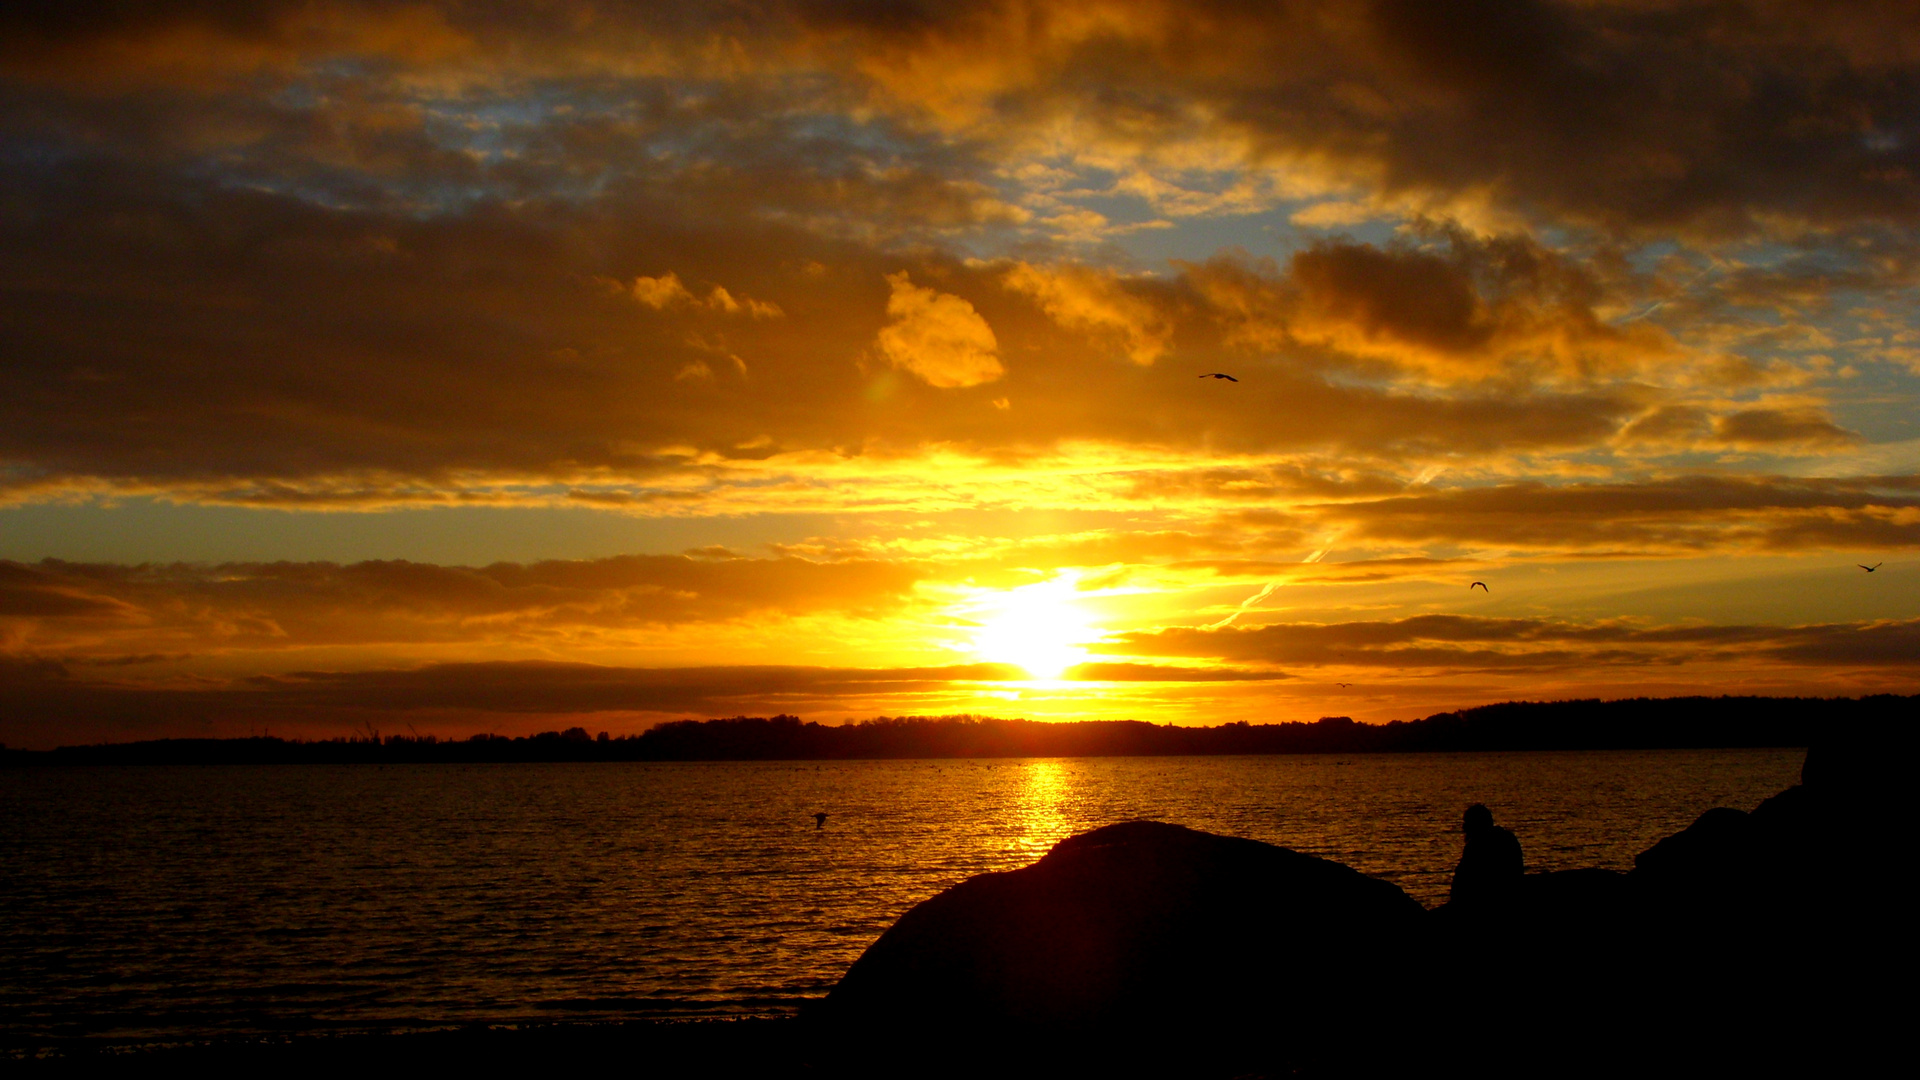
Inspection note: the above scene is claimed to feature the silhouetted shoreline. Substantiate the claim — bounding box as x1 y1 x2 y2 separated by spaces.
6 694 1905 765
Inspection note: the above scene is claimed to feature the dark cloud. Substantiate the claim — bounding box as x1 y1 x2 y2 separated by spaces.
0 655 1024 747
0 155 1678 502
1316 475 1920 553
241 659 1029 711
1108 613 1920 670
1210 231 1662 380
0 563 132 618
1767 618 1920 664
0 554 931 650
1063 662 1288 682
801 0 1920 236
9 2 1916 233
1712 407 1860 449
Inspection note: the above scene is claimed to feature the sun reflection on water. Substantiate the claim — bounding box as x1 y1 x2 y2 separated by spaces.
1011 760 1074 859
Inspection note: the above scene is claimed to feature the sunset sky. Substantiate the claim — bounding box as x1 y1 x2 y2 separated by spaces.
3 1 1918 748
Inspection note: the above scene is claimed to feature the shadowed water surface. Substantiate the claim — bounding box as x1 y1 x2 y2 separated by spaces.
1 750 1800 1049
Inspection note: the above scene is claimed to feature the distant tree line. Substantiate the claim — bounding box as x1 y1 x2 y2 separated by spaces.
2 694 1906 765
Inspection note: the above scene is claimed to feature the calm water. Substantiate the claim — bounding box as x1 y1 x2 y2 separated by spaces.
0 750 1801 1050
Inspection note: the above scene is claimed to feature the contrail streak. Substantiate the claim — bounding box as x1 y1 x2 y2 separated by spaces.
1205 580 1279 630
1206 463 1446 630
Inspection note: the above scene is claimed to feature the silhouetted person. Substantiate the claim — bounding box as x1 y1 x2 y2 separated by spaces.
1450 803 1522 905
814 812 828 830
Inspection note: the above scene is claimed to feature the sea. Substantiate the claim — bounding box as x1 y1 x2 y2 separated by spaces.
0 749 1803 1053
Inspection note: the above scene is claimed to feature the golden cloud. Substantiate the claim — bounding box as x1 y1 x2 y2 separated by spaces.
875 271 1005 387
1002 262 1171 365
622 273 783 318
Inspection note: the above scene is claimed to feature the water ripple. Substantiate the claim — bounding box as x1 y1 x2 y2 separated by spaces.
1 750 1800 1050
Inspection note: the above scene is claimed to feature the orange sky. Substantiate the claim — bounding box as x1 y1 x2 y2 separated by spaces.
3 2 1919 748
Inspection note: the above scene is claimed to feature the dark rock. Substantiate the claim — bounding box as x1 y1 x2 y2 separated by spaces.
1632 805 1758 889
815 821 1424 1071
1516 867 1629 920
1631 740 1891 922
1593 739 1906 1074
1747 780 1813 828
1801 737 1899 798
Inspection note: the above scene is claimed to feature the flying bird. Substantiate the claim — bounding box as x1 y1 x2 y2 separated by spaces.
813 812 828 829
1860 563 1882 572
1336 682 1352 688
1198 373 1239 381
1470 581 1488 592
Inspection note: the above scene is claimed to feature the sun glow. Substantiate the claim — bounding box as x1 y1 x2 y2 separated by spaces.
966 573 1099 679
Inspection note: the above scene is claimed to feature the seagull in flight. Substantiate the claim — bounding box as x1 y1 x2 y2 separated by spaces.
1336 682 1352 688
1198 373 1239 382
1470 581 1488 592
1860 563 1882 572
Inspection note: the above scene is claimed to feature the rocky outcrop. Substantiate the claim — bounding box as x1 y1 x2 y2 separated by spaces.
1631 736 1900 917
1434 736 1906 1075
816 821 1424 1072
818 737 1904 1075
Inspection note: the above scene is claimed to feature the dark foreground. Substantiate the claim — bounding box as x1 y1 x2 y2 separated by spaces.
15 1020 810 1077
813 735 1906 1077
16 734 1905 1077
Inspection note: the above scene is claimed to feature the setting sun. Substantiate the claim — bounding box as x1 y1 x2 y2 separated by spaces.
0 1 1913 745
967 574 1099 680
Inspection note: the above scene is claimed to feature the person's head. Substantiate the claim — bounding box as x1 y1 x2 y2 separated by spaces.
1463 804 1493 833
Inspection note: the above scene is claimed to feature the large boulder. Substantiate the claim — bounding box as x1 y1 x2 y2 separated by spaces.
1630 734 1903 923
815 821 1425 1071
1614 738 1905 1069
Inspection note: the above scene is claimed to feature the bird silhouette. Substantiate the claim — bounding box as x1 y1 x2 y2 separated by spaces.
1860 563 1882 572
1470 581 1488 592
1198 373 1239 381
813 812 827 829
1336 682 1352 688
